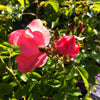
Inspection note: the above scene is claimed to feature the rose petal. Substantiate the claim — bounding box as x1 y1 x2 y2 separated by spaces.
28 19 50 46
8 30 25 46
30 31 45 46
43 26 50 46
28 19 43 32
15 53 47 73
69 43 79 58
20 35 39 57
56 36 75 55
64 43 79 59
20 29 45 57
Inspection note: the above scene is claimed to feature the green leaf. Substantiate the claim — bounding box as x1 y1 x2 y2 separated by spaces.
0 5 12 12
78 67 89 79
94 3 100 11
0 44 8 49
0 51 9 55
1 56 9 59
68 88 81 96
40 1 59 12
85 96 92 100
25 0 29 5
17 0 24 8
20 73 28 82
92 86 97 93
29 83 37 92
90 53 100 64
83 58 100 84
48 1 59 12
11 52 20 57
28 93 34 100
76 67 89 95
10 81 17 87
67 95 79 100
31 72 41 79
49 80 61 88
0 83 13 97
40 1 46 5
51 18 59 29
66 66 74 80
15 85 29 99
58 78 67 92
52 94 66 100
2 74 11 82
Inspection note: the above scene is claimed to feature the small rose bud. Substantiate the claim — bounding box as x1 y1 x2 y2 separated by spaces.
68 21 75 31
53 28 59 41
77 22 84 35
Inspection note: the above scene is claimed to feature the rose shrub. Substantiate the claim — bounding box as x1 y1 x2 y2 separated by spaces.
56 35 79 59
9 19 50 73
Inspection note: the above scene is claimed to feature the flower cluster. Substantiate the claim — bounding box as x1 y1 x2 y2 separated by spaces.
9 19 80 73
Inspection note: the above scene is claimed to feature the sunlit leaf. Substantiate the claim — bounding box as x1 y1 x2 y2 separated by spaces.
17 0 24 8
78 67 89 79
20 74 28 82
0 5 12 12
76 67 89 95
41 1 59 12
32 72 41 79
85 96 93 100
47 1 59 12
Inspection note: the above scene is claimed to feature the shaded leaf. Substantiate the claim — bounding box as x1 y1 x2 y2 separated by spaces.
68 87 81 96
66 66 74 80
0 83 13 97
52 94 65 100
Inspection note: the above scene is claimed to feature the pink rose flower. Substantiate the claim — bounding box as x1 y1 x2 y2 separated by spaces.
56 35 79 59
9 19 50 73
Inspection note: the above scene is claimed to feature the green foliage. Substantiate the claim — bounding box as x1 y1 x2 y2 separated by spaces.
0 0 100 99
0 83 13 97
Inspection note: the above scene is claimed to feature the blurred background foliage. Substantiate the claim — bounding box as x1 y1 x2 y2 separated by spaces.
0 0 100 100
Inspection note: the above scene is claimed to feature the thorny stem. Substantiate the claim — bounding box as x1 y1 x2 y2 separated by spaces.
9 49 22 88
6 66 21 88
61 61 66 74
22 13 36 17
0 53 21 88
36 0 39 18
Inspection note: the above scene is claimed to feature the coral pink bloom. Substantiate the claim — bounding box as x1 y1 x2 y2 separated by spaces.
8 19 50 73
56 36 79 59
